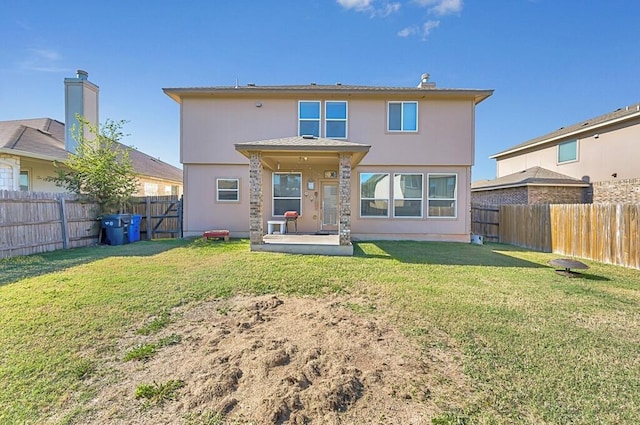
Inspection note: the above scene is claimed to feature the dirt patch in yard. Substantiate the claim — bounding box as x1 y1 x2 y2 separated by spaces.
78 295 473 424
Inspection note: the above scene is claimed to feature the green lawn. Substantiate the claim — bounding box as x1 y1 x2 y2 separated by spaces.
1 239 639 424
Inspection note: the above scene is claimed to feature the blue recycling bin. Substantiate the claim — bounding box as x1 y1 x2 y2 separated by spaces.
128 214 141 242
101 214 131 245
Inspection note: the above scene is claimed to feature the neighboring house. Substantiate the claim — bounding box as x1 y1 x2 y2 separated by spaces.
485 101 640 204
471 166 590 205
163 74 493 252
0 71 182 196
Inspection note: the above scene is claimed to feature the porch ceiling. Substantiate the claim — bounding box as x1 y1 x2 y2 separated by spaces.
235 136 370 170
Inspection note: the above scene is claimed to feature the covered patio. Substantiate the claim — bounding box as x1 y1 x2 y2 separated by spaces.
235 136 370 255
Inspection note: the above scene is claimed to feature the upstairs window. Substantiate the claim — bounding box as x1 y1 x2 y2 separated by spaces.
299 101 320 137
558 140 578 163
388 101 418 132
325 101 347 139
427 174 457 218
217 178 239 202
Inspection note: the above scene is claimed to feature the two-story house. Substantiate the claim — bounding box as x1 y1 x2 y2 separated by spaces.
473 102 640 205
164 75 492 254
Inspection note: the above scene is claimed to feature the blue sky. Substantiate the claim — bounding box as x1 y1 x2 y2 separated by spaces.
1 0 639 180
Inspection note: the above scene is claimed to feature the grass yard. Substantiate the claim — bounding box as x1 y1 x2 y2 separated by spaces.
1 238 639 424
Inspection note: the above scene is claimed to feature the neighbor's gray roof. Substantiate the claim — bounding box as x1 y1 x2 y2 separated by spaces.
492 101 640 159
235 135 371 152
0 118 182 182
471 166 590 191
164 83 494 105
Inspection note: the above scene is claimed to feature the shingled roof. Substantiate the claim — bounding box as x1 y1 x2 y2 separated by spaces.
471 166 590 191
163 83 494 105
0 118 182 182
492 102 640 158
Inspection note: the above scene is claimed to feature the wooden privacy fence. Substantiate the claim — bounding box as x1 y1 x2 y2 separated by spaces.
0 191 183 259
0 191 100 259
499 203 640 269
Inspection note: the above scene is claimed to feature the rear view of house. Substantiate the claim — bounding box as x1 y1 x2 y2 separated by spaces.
164 75 492 253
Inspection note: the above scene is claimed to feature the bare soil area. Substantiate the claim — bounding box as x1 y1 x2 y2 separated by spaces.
79 295 472 424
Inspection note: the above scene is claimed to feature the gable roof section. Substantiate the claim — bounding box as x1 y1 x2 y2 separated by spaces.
0 118 182 183
471 166 590 191
492 102 640 159
163 83 494 105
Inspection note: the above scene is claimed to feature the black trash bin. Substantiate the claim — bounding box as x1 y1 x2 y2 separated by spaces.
101 214 131 245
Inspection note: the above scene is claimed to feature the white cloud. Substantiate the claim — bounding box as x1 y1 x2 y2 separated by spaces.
337 0 401 17
337 0 373 12
380 2 401 17
19 48 69 72
413 0 463 16
398 20 440 39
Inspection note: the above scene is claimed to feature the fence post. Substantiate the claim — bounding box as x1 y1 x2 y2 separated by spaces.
178 195 183 238
59 197 69 249
146 196 152 240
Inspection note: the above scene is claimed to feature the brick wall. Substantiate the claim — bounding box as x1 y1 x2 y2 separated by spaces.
471 187 528 205
472 185 587 205
593 178 640 203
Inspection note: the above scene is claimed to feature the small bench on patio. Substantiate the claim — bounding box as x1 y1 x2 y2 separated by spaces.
267 220 286 235
202 229 230 242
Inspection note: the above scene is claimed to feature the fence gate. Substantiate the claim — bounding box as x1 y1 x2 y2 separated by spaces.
131 195 183 240
471 205 499 242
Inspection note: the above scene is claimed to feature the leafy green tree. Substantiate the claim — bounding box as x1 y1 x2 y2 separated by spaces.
47 116 139 214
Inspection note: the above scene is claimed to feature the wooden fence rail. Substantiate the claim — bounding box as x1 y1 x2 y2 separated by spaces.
0 191 182 259
499 203 640 269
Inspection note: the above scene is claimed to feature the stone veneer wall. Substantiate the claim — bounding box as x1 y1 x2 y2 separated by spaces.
249 153 263 244
527 186 587 204
338 154 351 246
592 178 640 204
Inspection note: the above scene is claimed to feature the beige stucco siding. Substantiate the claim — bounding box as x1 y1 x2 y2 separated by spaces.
183 164 250 236
497 119 640 182
181 97 476 167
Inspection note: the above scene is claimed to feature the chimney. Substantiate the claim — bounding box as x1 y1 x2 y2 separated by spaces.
64 69 99 154
417 73 436 89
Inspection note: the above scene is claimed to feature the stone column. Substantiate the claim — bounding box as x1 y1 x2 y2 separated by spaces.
249 152 263 245
338 154 352 246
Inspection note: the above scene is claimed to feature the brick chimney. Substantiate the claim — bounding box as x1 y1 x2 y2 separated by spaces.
64 70 99 154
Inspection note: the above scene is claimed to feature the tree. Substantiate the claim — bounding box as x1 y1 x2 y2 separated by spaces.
47 116 139 214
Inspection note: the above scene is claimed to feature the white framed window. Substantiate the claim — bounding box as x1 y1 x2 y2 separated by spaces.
19 170 30 191
144 182 159 196
427 173 457 218
558 140 578 164
360 173 390 217
216 178 239 202
393 173 423 218
325 101 347 139
388 101 418 132
273 173 302 216
299 101 320 137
